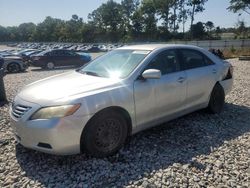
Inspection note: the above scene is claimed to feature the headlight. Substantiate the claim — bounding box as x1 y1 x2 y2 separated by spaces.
30 104 81 120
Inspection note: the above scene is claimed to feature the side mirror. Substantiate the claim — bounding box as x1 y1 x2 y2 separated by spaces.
142 69 161 79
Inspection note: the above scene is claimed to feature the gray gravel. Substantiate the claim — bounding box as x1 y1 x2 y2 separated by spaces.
0 60 250 187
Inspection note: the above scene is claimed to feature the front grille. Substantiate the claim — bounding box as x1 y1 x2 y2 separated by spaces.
11 104 31 119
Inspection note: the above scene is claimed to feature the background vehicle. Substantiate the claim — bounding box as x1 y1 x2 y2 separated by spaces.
1 56 28 73
30 49 92 69
19 50 43 63
0 56 4 69
87 46 102 52
10 44 233 157
0 50 15 57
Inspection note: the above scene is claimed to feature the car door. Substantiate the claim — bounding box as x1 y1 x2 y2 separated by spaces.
51 50 64 66
133 49 187 129
67 51 83 66
178 49 217 109
61 50 74 66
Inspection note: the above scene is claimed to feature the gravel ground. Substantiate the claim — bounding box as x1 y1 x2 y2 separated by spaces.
0 59 250 187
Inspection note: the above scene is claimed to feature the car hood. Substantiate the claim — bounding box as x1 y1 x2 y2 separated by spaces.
18 71 121 104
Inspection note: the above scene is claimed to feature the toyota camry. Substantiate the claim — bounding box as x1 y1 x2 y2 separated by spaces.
10 44 233 157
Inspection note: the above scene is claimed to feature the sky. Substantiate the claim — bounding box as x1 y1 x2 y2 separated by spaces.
0 0 249 29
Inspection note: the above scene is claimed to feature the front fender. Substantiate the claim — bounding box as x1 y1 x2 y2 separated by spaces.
77 84 136 131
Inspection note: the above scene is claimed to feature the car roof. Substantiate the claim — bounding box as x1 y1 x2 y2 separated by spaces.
118 44 201 51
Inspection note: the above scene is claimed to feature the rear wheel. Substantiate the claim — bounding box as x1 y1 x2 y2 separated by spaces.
81 110 128 158
207 83 225 114
7 62 21 73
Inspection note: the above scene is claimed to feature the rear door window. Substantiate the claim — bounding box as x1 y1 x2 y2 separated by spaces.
179 49 214 70
49 50 60 56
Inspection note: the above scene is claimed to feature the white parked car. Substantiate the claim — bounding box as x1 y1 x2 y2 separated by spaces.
10 44 233 157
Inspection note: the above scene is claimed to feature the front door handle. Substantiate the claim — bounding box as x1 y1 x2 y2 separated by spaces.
212 69 217 74
177 77 185 83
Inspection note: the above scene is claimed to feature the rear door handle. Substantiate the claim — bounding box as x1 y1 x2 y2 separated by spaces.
212 69 217 74
177 77 186 83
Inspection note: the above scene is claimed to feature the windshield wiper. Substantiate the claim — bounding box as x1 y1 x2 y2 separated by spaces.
77 70 101 77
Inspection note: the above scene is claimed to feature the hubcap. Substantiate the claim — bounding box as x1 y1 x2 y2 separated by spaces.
47 62 54 69
95 118 122 151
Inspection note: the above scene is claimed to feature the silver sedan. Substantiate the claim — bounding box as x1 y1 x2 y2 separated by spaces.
10 44 233 157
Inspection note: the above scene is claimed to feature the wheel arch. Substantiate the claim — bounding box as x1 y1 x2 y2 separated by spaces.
80 106 132 152
214 81 225 93
210 81 224 96
6 61 22 72
7 61 22 67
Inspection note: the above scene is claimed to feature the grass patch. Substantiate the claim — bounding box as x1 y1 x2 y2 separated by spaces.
223 48 250 59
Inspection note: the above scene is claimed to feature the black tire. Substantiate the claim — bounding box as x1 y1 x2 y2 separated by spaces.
7 62 21 73
207 83 225 114
81 110 128 158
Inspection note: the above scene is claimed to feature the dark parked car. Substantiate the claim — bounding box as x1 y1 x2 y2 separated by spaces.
0 56 28 73
87 46 102 52
0 56 4 69
20 50 43 63
30 49 92 69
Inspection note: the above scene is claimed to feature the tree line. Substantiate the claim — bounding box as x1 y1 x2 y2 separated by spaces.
0 0 249 43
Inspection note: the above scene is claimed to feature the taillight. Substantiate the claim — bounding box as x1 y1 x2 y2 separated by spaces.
223 64 233 80
229 64 233 76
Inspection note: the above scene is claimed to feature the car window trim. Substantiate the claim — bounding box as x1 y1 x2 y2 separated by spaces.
137 49 181 80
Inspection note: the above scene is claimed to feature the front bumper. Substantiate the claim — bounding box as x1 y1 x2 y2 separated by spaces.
10 98 91 155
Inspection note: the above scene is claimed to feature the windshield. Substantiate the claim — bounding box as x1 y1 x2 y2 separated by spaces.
36 50 51 56
77 49 150 79
76 52 89 56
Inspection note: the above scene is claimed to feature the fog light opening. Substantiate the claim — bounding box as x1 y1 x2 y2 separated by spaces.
37 142 52 149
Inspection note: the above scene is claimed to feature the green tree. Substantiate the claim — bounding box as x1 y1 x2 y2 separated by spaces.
6 26 19 41
178 0 188 34
169 0 180 32
121 0 140 40
34 16 65 42
18 23 36 41
190 21 206 39
236 20 248 38
215 26 222 38
130 8 144 40
228 0 250 15
187 0 208 30
88 0 124 42
155 0 173 31
205 21 214 38
64 15 84 42
0 26 9 41
141 0 158 40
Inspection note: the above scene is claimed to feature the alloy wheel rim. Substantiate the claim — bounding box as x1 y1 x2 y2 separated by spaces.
47 62 54 69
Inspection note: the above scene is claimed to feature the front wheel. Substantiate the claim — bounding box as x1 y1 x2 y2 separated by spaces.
207 83 225 114
7 62 21 73
81 110 128 158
